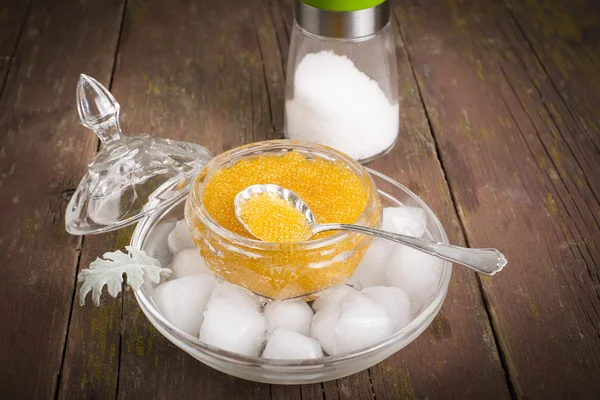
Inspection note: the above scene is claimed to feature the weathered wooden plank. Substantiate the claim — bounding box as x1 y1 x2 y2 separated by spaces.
322 373 375 400
57 231 130 400
255 0 286 136
265 0 291 81
0 0 28 93
394 0 600 397
0 0 125 398
505 0 600 201
270 383 324 400
499 0 600 255
497 1 600 295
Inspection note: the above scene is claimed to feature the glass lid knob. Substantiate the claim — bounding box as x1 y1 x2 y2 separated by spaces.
77 74 123 145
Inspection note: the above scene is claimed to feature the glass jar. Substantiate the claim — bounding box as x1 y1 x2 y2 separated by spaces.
184 140 382 300
284 0 399 163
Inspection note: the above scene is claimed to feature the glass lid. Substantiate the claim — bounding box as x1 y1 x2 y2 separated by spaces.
65 74 212 235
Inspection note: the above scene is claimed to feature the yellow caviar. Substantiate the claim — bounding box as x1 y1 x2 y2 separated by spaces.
239 192 313 243
202 151 368 237
187 147 381 300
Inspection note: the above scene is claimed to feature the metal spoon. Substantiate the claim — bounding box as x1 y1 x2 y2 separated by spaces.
235 184 506 276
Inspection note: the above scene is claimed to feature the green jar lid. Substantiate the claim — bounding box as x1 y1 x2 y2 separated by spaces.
301 0 386 12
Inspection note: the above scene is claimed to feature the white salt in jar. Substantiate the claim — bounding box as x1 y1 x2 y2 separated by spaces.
284 0 399 163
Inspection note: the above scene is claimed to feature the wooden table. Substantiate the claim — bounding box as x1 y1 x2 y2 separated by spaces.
1 0 599 398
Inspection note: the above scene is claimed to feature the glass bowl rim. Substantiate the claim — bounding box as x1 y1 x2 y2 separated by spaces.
131 168 453 368
185 139 380 250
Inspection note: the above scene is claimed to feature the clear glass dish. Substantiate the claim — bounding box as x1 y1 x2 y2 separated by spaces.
130 169 452 384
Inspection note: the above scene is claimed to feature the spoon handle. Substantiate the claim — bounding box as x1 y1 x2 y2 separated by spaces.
313 224 506 276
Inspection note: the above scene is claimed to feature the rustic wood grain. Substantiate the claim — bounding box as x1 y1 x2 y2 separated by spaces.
57 231 130 400
0 0 29 95
0 0 125 398
505 0 600 200
394 0 600 398
322 373 376 400
270 382 324 400
7 0 599 398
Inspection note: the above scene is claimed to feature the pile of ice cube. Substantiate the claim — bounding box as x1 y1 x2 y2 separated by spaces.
152 207 444 359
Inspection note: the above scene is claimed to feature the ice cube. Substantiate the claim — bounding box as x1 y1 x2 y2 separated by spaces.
262 328 324 360
346 239 392 289
310 301 341 355
311 284 356 313
152 274 217 336
264 300 313 337
386 245 444 314
208 282 264 312
142 220 176 269
169 247 210 280
334 292 393 354
167 219 195 253
199 295 267 357
381 207 427 238
362 286 411 331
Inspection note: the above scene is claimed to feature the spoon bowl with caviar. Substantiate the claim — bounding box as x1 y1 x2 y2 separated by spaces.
235 184 507 276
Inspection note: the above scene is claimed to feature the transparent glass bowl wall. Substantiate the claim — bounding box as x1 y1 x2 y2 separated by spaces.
184 141 381 300
131 170 452 384
284 21 399 163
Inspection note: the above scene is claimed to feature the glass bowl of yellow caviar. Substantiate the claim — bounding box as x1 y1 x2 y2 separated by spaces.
184 140 382 300
130 167 452 384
